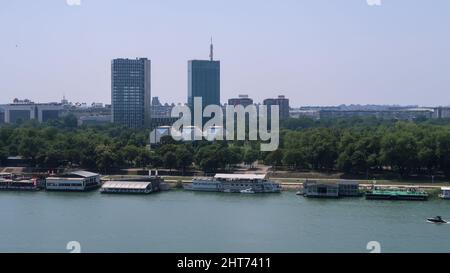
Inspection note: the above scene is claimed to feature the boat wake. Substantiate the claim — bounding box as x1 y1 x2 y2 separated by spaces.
426 220 450 224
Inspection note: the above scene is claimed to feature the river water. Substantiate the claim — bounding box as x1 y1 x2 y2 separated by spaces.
0 190 449 253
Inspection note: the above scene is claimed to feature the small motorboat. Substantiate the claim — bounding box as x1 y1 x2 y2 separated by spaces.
240 188 255 194
427 216 448 224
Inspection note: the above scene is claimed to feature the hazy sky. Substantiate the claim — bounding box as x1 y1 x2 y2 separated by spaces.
1 0 449 107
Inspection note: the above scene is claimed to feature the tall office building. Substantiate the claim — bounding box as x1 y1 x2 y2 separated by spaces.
188 40 220 124
111 58 151 128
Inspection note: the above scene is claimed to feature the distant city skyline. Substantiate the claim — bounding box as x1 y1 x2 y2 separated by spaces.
1 1 450 106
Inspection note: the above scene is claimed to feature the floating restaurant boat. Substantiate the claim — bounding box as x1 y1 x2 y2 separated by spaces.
0 178 41 191
365 187 429 201
184 174 281 193
45 170 101 192
301 180 361 198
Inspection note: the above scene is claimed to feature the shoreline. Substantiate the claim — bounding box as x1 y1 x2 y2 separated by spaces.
160 179 445 195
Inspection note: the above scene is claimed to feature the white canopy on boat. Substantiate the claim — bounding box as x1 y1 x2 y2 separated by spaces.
102 181 152 189
214 174 267 180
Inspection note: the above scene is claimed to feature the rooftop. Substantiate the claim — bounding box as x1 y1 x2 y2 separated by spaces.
48 170 99 179
214 174 267 180
102 181 152 190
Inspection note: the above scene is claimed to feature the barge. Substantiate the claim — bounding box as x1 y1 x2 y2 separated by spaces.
301 180 361 198
366 187 429 201
101 181 154 194
100 173 166 194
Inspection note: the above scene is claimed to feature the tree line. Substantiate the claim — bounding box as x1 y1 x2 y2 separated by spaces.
1 116 450 178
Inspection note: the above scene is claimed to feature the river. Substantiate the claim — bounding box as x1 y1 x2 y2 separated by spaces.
0 190 449 253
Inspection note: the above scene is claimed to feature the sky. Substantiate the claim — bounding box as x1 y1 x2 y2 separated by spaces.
0 0 449 107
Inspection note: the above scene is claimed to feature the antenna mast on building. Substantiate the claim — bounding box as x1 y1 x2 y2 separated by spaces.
209 37 214 61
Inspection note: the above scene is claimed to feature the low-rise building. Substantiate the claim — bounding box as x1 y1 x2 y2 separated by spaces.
151 103 174 119
0 107 4 125
289 108 320 119
318 109 433 120
433 107 450 119
1 99 63 124
78 115 112 126
151 117 178 128
46 170 101 191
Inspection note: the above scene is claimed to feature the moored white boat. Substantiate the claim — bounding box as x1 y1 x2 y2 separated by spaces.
240 188 255 194
439 187 450 199
187 174 281 193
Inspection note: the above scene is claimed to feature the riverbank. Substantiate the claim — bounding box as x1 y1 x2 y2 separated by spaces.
154 175 448 198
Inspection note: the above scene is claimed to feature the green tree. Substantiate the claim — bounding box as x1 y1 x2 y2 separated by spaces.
380 131 418 177
265 150 284 169
163 151 178 172
0 146 8 165
176 146 193 175
436 131 450 177
44 147 63 168
243 149 259 167
95 145 115 173
283 150 306 170
136 148 152 168
122 145 140 166
63 114 78 129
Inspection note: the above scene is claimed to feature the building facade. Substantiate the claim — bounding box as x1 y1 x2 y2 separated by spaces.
228 94 254 107
78 115 112 126
0 99 63 124
0 108 4 125
111 58 151 128
433 107 450 119
188 49 220 126
263 95 290 120
318 109 433 120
